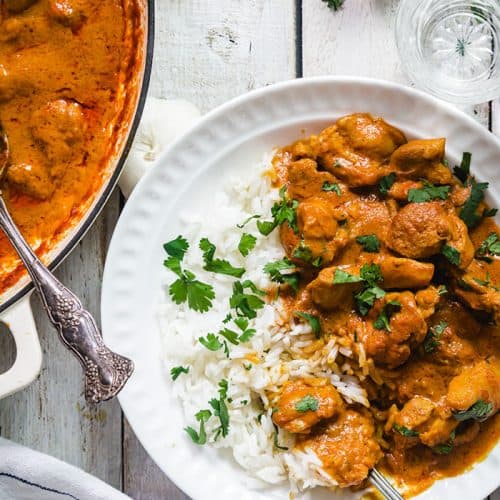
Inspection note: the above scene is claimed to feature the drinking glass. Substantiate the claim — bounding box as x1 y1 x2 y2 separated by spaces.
396 0 500 104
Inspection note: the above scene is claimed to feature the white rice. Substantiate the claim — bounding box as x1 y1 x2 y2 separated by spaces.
158 153 369 493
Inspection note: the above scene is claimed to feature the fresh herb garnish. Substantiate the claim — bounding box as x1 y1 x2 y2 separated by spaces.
442 244 461 266
408 181 451 203
333 268 363 284
460 181 489 228
200 238 245 278
199 333 224 352
453 400 494 422
292 241 322 267
295 395 319 412
210 380 230 439
373 300 401 332
273 423 289 450
356 286 386 316
453 152 471 184
438 285 448 295
238 233 257 257
476 233 500 262
237 214 261 229
229 280 266 319
219 317 256 344
170 365 189 380
432 430 455 455
322 0 344 10
163 236 215 312
356 234 380 253
423 321 447 353
264 257 300 292
294 311 321 338
184 409 212 445
379 172 396 195
393 423 419 438
322 181 341 195
473 273 490 287
257 186 299 236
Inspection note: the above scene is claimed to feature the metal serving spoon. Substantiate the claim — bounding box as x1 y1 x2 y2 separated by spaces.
0 125 133 403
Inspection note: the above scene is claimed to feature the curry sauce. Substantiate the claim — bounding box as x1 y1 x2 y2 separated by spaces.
0 0 142 291
269 114 500 496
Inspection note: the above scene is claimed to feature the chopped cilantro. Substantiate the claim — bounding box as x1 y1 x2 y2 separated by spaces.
238 233 257 257
408 181 450 203
237 214 261 229
333 268 362 284
373 300 401 332
438 285 448 295
257 186 299 236
199 333 223 352
432 430 455 455
169 270 215 313
184 409 211 445
273 424 289 450
423 321 447 353
210 396 230 439
170 365 189 380
393 423 419 438
453 400 494 422
460 181 489 228
263 257 300 292
360 263 384 286
218 328 240 345
476 233 500 262
294 311 321 338
230 280 265 319
442 244 461 266
292 241 322 267
453 152 471 184
355 286 386 317
473 273 490 287
295 395 319 412
200 238 245 277
379 172 397 195
322 0 344 10
322 181 341 195
356 234 380 253
163 235 189 260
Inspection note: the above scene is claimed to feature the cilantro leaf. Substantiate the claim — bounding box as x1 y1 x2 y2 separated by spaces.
184 409 212 445
356 234 380 253
218 328 240 345
355 286 386 316
460 181 489 228
322 181 341 195
408 181 451 203
442 244 461 266
218 379 229 400
322 0 344 11
295 395 319 412
163 256 183 277
483 207 498 218
238 328 256 342
379 172 397 195
199 333 223 351
237 214 260 229
476 233 500 262
360 263 384 286
292 240 322 267
209 397 230 439
263 257 300 292
453 400 494 422
423 321 447 353
238 233 257 257
333 268 362 284
257 186 299 236
393 423 419 438
200 238 245 278
373 300 401 332
163 235 189 260
294 311 321 338
432 430 455 455
438 285 448 295
170 365 189 380
453 152 471 184
230 280 265 319
273 423 289 450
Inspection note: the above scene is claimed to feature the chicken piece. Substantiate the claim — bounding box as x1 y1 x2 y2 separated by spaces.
300 409 382 487
0 64 32 103
387 180 423 201
446 360 500 414
389 202 450 258
452 259 500 323
286 158 337 200
5 162 54 200
316 113 406 187
30 99 87 164
272 378 344 434
374 255 434 289
446 211 474 269
415 286 441 319
297 198 338 240
389 138 452 184
359 291 428 367
0 18 24 43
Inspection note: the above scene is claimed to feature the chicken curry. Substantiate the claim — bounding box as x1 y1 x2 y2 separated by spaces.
0 0 143 291
269 113 500 496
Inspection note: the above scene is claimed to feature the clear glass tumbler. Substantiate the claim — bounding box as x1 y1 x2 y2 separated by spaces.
396 0 500 104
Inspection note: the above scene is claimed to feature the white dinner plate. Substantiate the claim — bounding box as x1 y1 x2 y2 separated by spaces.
102 76 500 500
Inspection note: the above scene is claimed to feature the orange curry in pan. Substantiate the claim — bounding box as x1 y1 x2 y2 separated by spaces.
269 114 500 496
0 0 143 292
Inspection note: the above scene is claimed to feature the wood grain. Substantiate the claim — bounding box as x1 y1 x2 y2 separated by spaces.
0 191 123 489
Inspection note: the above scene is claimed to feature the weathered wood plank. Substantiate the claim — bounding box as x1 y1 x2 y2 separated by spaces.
0 191 123 489
122 1 297 498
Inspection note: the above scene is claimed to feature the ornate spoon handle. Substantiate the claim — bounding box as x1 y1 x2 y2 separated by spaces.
0 196 134 403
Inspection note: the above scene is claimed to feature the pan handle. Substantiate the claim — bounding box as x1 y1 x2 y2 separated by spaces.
0 296 42 400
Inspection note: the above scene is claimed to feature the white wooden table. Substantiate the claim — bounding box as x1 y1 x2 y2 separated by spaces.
0 1 499 498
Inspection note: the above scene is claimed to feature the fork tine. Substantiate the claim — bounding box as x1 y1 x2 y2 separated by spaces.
369 468 404 500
